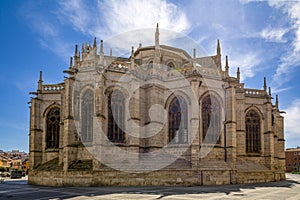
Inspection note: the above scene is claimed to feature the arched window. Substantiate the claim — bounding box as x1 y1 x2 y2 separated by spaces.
246 110 260 153
202 95 221 144
167 62 175 69
169 96 188 143
148 61 153 69
108 90 125 143
46 107 60 149
81 89 94 142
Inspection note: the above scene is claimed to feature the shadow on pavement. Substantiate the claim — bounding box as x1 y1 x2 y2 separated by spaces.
0 175 299 199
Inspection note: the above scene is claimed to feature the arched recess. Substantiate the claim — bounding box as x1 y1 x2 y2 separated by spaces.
166 60 176 69
244 105 264 120
200 94 221 144
45 106 60 149
107 89 125 143
81 89 94 143
168 95 188 144
148 60 153 68
245 109 261 153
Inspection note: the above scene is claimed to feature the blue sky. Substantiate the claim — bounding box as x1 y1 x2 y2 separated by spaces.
0 0 299 152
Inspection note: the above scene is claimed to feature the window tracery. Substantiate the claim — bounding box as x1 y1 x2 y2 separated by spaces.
46 107 60 148
108 90 125 143
169 96 188 143
81 89 94 143
246 109 261 153
202 95 221 144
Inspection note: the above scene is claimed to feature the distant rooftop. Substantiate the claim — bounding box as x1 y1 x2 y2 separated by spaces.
286 147 300 152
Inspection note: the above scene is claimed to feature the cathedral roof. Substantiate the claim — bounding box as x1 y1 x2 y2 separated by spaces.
134 45 192 60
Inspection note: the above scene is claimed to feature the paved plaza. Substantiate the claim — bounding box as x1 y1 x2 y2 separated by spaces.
0 174 300 199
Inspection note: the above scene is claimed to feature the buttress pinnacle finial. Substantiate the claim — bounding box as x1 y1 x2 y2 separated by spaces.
131 46 134 57
38 70 43 93
155 23 159 47
39 70 43 82
100 40 104 53
276 95 279 108
225 55 229 73
264 77 267 91
217 39 221 56
237 67 240 80
69 57 73 69
82 43 85 53
75 44 79 57
93 37 97 48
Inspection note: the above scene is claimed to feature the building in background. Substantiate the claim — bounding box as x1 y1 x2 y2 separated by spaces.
28 25 286 186
285 147 300 172
0 150 29 172
0 155 11 169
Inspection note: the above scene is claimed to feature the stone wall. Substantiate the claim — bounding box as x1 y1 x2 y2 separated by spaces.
28 169 284 187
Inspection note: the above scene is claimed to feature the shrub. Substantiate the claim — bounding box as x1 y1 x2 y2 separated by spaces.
0 167 6 172
291 171 300 174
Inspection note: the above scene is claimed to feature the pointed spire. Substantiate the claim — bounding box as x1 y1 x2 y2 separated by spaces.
131 46 134 57
110 48 112 57
100 40 104 53
38 70 43 92
237 67 240 80
276 95 279 108
130 46 135 70
154 23 161 64
193 48 196 59
225 56 229 71
39 70 43 82
269 87 272 96
82 43 85 53
75 44 79 57
99 40 104 65
225 55 229 74
93 37 97 48
81 43 86 60
139 41 142 49
69 57 73 69
74 44 80 66
217 39 221 56
264 77 267 91
155 23 159 47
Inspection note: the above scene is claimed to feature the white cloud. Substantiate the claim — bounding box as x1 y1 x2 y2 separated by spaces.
99 0 190 35
239 0 257 4
271 86 291 94
57 0 190 44
24 0 191 58
57 0 95 35
229 52 261 82
260 27 288 43
284 99 300 148
268 1 300 85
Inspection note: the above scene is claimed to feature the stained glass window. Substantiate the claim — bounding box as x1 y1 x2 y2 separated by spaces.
108 90 125 143
169 96 188 143
246 110 260 153
46 107 60 148
81 89 94 142
202 95 221 144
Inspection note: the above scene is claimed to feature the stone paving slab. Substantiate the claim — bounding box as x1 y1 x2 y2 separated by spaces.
0 174 299 199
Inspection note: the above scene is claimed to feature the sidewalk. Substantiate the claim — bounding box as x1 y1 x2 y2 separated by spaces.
0 174 299 199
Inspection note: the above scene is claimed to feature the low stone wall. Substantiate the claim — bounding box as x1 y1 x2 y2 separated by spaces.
235 171 286 184
28 169 284 187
